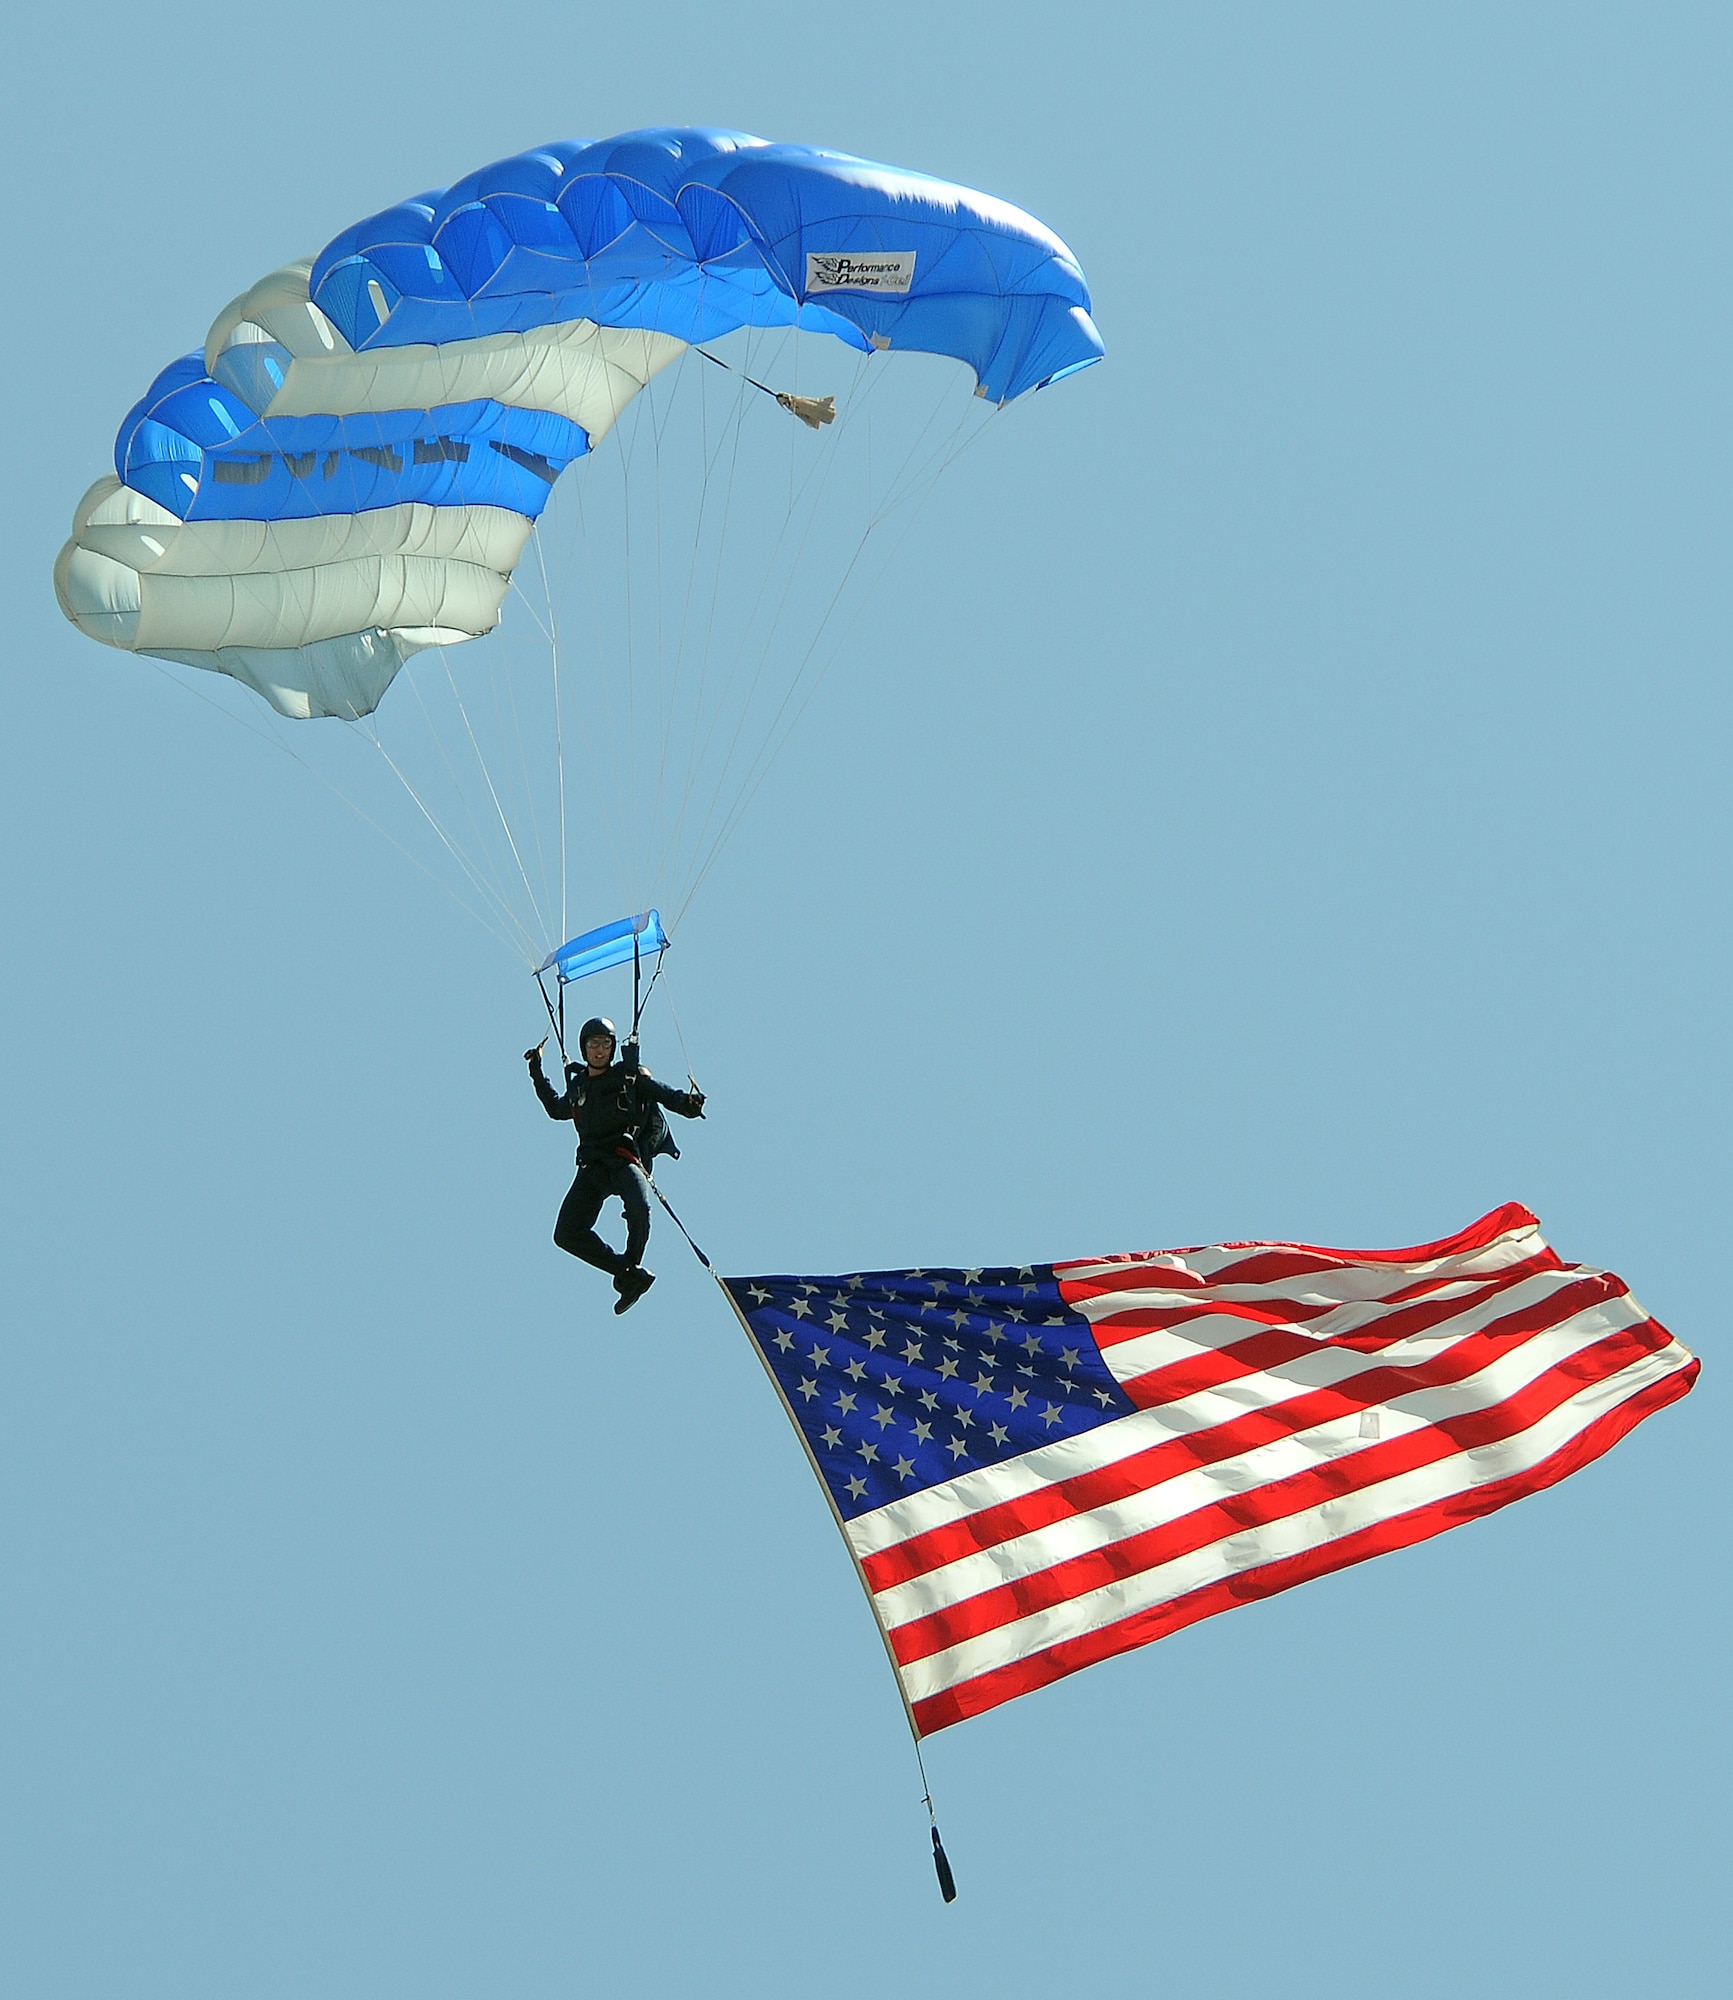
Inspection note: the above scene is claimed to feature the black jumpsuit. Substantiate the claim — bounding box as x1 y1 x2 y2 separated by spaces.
529 1051 703 1276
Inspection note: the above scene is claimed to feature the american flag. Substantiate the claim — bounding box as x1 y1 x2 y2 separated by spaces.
722 1204 1696 1737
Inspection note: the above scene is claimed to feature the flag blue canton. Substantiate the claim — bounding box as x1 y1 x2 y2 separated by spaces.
724 1265 1136 1520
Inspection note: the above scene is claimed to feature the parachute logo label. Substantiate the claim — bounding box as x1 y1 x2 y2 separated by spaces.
804 251 916 294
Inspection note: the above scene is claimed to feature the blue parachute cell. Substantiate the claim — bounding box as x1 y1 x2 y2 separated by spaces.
539 909 668 984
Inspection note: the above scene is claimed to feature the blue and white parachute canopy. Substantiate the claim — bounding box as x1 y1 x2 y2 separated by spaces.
55 129 1102 722
539 908 668 985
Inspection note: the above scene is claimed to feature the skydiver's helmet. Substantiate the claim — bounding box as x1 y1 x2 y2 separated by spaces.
577 1017 618 1063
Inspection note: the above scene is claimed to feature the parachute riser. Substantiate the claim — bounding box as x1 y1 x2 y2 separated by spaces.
620 933 644 1072
534 967 568 1067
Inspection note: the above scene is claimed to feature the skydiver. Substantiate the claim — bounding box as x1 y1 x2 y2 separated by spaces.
525 1017 706 1313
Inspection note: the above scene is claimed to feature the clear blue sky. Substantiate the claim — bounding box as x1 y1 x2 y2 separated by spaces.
3 6 1726 1996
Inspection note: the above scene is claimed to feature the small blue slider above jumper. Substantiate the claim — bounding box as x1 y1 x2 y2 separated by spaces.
538 909 668 985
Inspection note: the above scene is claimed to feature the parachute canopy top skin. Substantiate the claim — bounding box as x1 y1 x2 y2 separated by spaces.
55 128 1103 723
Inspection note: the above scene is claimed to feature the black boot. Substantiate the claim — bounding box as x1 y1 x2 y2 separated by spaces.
613 1266 656 1314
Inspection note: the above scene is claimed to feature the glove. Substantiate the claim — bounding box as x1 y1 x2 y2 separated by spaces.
525 1038 547 1064
686 1091 707 1118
